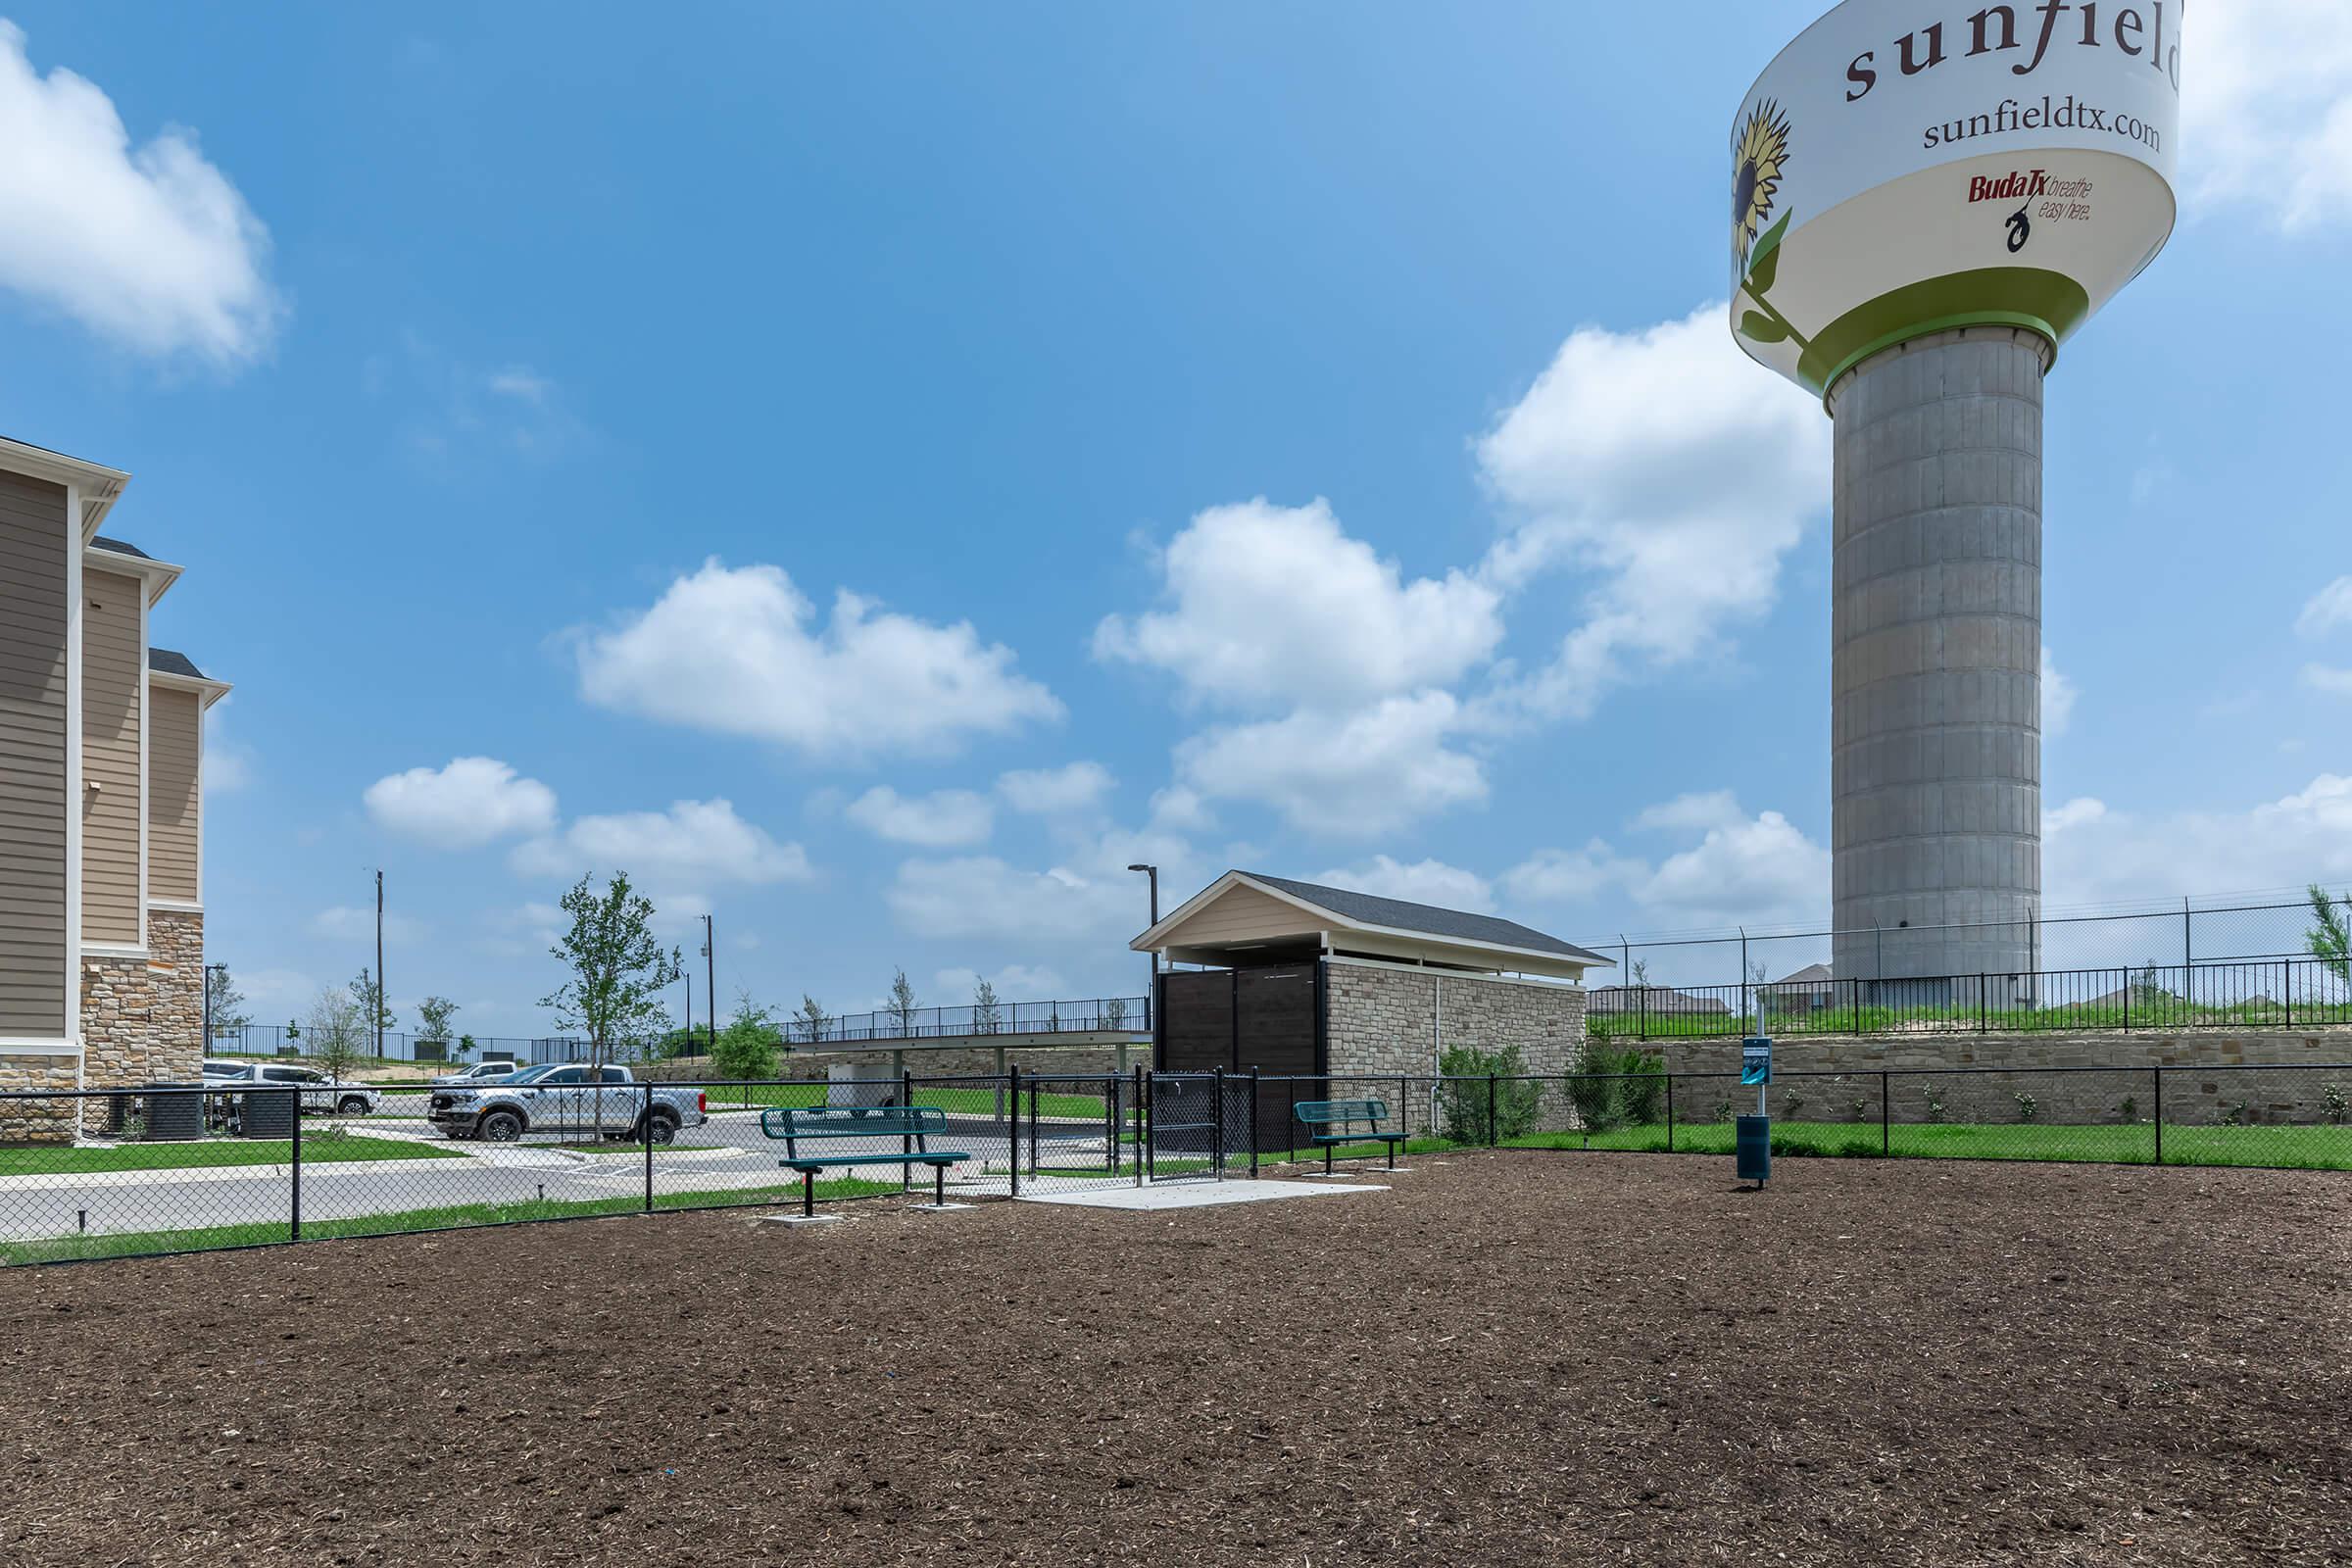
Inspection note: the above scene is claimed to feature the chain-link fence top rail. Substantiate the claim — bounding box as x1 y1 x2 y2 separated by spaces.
1589 891 2350 993
1 1065 2347 1266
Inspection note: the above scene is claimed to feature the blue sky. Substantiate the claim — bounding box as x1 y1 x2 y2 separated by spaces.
1 2 2347 1035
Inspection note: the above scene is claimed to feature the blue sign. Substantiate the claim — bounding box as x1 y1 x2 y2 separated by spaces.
1740 1038 1773 1086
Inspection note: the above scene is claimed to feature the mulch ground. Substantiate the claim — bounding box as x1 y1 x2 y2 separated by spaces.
0 1153 2346 1566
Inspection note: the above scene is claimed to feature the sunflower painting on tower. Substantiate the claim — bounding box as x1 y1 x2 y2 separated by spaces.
1732 97 1790 271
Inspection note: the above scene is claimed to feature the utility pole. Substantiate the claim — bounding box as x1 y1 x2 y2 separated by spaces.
702 912 716 1052
374 868 385 1058
683 971 693 1055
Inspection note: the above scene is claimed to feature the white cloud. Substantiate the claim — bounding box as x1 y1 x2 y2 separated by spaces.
1473 304 1830 720
1314 856 1494 913
2298 576 2352 639
2042 648 2078 739
574 560 1061 760
2193 0 2352 229
1095 498 1503 711
487 366 551 404
932 963 1070 1002
2043 773 2352 903
999 761 1115 815
311 906 430 945
1174 693 1487 837
201 699 254 794
844 785 995 848
1504 791 1829 931
2303 664 2352 697
888 826 1193 952
888 857 1144 947
2042 798 2110 836
512 799 813 888
363 757 559 849
237 967 315 1013
0 23 278 365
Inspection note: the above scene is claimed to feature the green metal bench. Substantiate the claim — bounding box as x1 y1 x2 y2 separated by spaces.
1294 1099 1406 1175
759 1105 970 1217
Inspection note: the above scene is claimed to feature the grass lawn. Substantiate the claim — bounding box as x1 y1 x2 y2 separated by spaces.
0 1134 461 1177
1246 1118 2352 1172
0 1175 901 1264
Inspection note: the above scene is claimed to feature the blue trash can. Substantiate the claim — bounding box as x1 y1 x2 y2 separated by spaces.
1735 1114 1772 1184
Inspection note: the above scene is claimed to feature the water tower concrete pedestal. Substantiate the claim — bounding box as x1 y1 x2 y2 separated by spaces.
1827 326 2048 992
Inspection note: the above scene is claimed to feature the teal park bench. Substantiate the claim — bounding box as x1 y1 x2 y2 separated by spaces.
759 1105 971 1218
1294 1099 1407 1175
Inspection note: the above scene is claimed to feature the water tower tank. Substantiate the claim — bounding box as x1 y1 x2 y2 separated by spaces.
1729 0 2182 991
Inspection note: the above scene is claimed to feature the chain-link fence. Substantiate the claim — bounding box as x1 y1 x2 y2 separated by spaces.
5 1064 2345 1268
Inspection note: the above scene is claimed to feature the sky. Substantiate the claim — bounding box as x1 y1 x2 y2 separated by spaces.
0 2 2347 1036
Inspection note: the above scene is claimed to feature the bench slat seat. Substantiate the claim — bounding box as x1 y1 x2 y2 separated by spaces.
760 1105 971 1215
1294 1098 1406 1174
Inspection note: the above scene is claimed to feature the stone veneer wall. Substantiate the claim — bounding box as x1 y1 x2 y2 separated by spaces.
1323 959 1588 1132
1652 1029 2352 1127
0 1050 80 1143
80 908 206 1094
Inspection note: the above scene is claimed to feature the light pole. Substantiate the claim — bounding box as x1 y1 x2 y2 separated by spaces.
1126 862 1159 992
702 912 715 1053
374 868 385 1058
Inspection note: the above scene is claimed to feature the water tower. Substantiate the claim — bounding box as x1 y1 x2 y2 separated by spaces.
1730 1 2183 991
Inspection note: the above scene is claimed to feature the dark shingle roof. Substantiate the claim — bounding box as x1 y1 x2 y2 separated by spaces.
1242 872 1608 964
148 647 207 679
91 535 151 560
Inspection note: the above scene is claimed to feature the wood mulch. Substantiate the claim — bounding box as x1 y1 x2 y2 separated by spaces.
0 1152 2344 1566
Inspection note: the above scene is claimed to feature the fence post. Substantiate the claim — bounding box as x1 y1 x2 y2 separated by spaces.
1880 1069 1890 1157
901 1067 914 1194
288 1088 303 1243
643 1085 655 1213
1979 974 1987 1033
1007 1066 1021 1198
1488 1073 1498 1148
1250 1066 1261 1178
2153 1066 2164 1166
2283 959 2292 1029
1665 1071 1676 1152
1213 1066 1227 1181
1133 1064 1147 1188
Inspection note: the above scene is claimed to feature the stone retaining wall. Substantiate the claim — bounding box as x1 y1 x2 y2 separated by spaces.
1652 1029 2352 1126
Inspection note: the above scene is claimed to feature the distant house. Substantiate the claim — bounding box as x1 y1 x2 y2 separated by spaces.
1585 985 1732 1017
1761 962 1839 1016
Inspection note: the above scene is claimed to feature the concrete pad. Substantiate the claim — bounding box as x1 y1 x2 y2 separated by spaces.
1017 1179 1388 1211
760 1213 841 1227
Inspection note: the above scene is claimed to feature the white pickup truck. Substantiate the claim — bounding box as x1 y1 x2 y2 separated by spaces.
425 1064 707 1144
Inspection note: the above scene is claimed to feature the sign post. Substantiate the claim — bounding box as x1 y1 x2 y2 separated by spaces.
1737 1037 1773 1189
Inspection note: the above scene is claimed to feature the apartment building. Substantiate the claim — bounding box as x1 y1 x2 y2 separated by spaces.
0 436 228 1114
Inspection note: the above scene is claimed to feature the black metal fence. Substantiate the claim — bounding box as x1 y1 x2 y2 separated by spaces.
203 994 1154 1066
1589 955 2352 1041
1588 890 2347 996
2 1062 2344 1268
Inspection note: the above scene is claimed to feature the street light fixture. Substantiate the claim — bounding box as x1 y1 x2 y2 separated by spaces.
1126 863 1159 987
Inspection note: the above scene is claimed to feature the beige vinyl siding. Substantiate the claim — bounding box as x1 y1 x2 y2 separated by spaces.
148 687 201 905
80 568 141 944
1165 883 1318 947
0 470 70 1035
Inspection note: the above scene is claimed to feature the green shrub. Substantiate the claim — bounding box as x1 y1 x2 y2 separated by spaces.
1836 1137 1882 1159
1436 1045 1544 1143
710 999 785 1082
2324 1085 2347 1125
2015 1092 2038 1123
1564 1045 1665 1133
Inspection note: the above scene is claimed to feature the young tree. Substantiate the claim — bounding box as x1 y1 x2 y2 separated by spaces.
306 987 368 1085
453 1032 478 1062
711 993 784 1082
2310 884 2351 987
792 994 833 1045
348 967 397 1048
972 978 1003 1035
416 996 461 1061
205 966 251 1040
888 967 919 1034
540 873 685 1095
